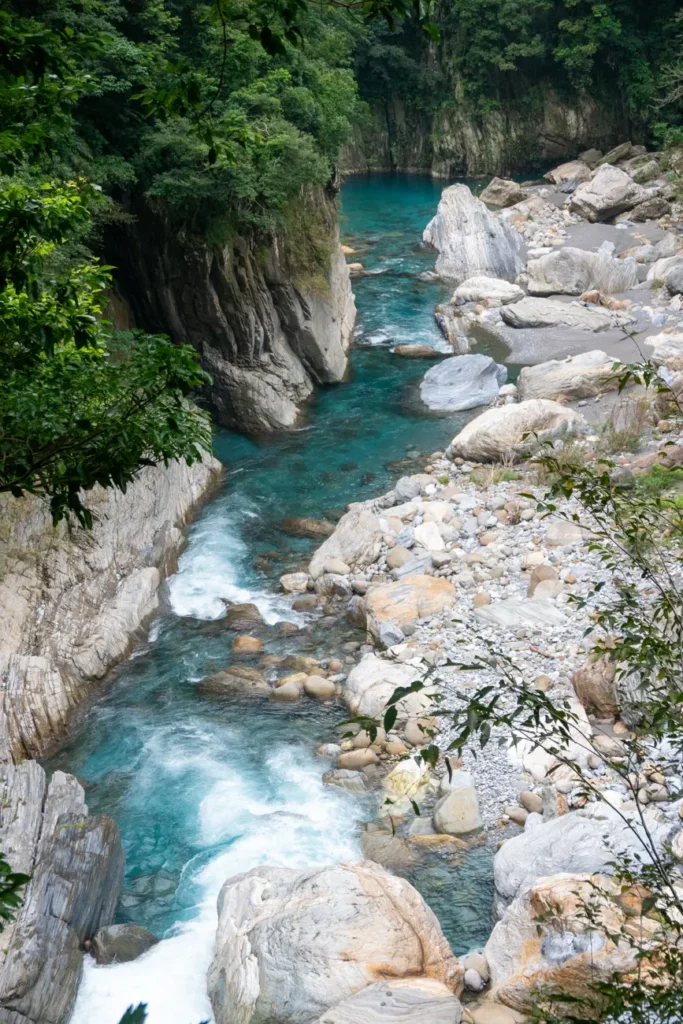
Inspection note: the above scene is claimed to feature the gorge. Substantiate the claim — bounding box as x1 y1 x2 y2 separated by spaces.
3 1 683 1021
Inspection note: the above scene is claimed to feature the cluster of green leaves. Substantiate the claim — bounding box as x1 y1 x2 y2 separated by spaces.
0 852 29 930
357 0 683 128
0 177 212 525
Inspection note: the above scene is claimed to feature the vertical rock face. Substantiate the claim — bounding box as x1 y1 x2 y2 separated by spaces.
0 762 124 1024
423 185 523 284
107 190 356 434
0 456 222 761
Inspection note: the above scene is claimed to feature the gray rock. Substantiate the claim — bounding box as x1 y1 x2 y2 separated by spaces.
316 978 463 1024
394 476 422 501
569 164 647 222
479 178 524 209
323 769 369 794
423 184 523 284
596 141 632 165
627 196 671 222
91 923 159 965
667 263 683 296
517 351 620 402
420 355 507 413
0 763 124 1024
208 861 461 1024
501 297 631 332
473 598 567 630
631 159 661 184
392 550 433 579
526 247 638 297
448 400 586 463
453 277 524 306
309 507 383 580
347 595 367 629
433 787 482 835
493 811 652 910
360 832 419 871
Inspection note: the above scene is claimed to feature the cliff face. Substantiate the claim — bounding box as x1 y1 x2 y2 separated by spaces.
108 189 356 435
342 89 631 178
0 456 222 763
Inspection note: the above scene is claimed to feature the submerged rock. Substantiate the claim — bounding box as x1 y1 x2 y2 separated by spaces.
207 860 462 1024
423 184 523 284
279 517 335 539
420 355 507 413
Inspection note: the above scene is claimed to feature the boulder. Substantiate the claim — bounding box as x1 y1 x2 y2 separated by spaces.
568 164 647 222
323 769 368 793
448 400 585 463
365 575 457 645
596 141 632 165
579 148 602 167
420 355 507 413
647 254 683 284
433 787 482 835
545 520 588 546
223 603 265 630
414 522 445 551
500 297 631 332
423 184 523 284
309 506 384 580
359 832 420 872
207 861 462 1024
453 277 524 306
644 332 683 370
493 812 649 909
571 655 618 718
517 351 620 402
394 345 443 359
232 635 264 655
485 874 644 1015
525 247 639 297
627 196 671 222
304 675 336 699
630 159 661 184
91 923 159 965
0 763 124 1024
316 978 463 1023
544 160 592 185
199 665 270 697
667 262 683 295
479 178 525 209
280 572 309 593
344 654 429 721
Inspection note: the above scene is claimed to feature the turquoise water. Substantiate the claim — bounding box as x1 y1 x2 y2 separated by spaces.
51 174 495 1023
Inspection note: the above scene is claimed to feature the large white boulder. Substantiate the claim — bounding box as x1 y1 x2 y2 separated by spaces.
485 874 641 1014
517 351 620 402
644 331 683 369
207 861 462 1024
526 247 639 297
344 653 429 720
454 276 524 305
493 812 652 910
423 185 523 284
420 355 507 412
316 978 463 1023
500 297 633 332
309 506 383 580
448 400 586 463
568 164 648 222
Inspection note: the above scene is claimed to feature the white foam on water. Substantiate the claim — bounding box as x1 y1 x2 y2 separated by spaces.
167 496 292 625
70 745 362 1024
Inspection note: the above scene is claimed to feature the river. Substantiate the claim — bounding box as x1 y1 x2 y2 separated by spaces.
49 174 495 1023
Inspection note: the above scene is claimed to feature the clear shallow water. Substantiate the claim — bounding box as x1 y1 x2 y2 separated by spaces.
50 174 495 1023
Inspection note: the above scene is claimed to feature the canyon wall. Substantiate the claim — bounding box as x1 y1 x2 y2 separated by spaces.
0 456 222 764
108 188 356 435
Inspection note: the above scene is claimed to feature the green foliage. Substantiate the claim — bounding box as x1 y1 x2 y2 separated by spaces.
0 852 29 930
118 1007 147 1024
0 175 211 526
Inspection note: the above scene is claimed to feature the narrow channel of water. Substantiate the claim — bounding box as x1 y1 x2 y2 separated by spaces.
50 174 495 1023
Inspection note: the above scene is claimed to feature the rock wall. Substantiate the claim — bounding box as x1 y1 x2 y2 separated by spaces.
0 762 124 1024
107 189 356 435
0 456 222 763
342 89 631 178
